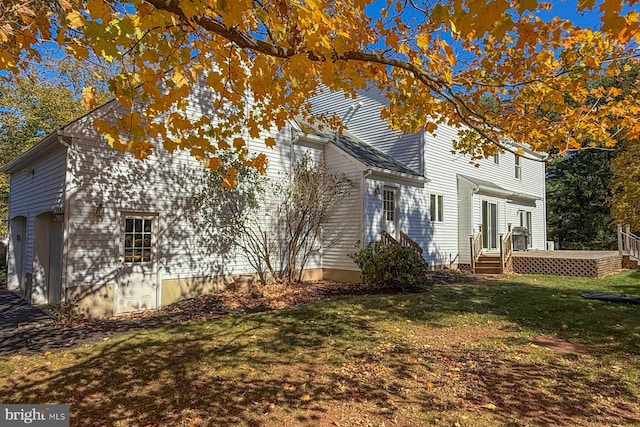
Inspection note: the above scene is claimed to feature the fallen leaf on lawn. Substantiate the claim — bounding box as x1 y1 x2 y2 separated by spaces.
283 384 296 392
300 394 311 401
480 403 497 410
44 351 52 357
426 381 434 391
251 349 260 356
351 392 364 402
408 357 418 364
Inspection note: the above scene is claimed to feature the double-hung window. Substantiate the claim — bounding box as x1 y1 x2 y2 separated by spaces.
430 194 444 222
515 155 522 180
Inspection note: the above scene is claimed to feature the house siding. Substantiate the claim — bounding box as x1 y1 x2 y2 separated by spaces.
61 95 332 306
321 143 364 272
310 87 423 173
311 89 547 267
422 123 546 264
5 144 67 302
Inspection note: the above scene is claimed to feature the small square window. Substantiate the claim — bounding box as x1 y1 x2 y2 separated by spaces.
123 217 153 263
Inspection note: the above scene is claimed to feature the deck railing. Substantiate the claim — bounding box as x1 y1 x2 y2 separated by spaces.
400 231 423 256
618 224 640 260
499 224 513 273
380 230 398 245
380 230 424 256
469 225 483 273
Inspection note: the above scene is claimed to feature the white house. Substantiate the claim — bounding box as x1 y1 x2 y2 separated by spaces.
2 86 547 316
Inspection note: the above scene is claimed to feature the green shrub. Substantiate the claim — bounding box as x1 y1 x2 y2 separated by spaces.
349 241 431 292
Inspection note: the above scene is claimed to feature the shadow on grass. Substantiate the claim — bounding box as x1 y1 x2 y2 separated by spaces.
2 274 639 425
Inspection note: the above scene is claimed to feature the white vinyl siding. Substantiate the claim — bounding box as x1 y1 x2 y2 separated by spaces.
309 87 423 174
421 123 545 265
6 145 67 278
321 144 363 271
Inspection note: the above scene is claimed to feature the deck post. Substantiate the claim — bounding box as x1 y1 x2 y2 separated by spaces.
469 235 475 273
618 223 624 257
499 234 505 273
626 224 631 256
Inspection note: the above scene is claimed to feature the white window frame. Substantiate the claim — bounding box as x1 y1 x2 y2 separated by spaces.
382 187 396 222
494 152 500 165
430 194 444 222
515 155 522 180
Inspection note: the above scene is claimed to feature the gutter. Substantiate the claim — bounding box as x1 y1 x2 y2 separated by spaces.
0 131 68 174
366 167 430 186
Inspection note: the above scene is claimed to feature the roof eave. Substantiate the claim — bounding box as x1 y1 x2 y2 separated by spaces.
368 168 429 186
0 131 65 174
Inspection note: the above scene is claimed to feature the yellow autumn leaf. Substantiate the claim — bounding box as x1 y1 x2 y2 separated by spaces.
87 0 111 20
66 44 89 60
205 157 223 171
441 39 456 66
81 86 98 110
67 10 85 28
416 33 429 50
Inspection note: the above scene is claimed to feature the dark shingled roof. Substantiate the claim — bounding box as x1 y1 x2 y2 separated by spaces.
310 130 423 178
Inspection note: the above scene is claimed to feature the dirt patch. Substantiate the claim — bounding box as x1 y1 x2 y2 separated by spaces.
529 336 587 354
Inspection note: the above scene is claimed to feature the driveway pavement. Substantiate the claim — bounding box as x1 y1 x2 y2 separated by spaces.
0 289 55 355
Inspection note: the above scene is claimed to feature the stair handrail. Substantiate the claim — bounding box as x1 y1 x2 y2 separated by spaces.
499 224 513 274
380 230 399 245
381 230 424 257
399 231 423 256
469 225 483 273
618 224 640 260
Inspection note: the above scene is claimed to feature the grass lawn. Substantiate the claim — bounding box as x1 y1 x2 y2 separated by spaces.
1 272 639 426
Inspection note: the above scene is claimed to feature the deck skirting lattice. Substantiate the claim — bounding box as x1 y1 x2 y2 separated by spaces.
512 253 620 278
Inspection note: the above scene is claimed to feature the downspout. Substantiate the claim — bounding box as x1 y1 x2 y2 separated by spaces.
361 169 373 247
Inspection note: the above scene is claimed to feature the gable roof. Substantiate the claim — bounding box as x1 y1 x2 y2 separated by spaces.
299 125 424 181
0 98 120 174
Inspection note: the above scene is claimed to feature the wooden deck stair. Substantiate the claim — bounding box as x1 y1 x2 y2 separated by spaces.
469 224 513 274
474 253 502 274
618 224 640 269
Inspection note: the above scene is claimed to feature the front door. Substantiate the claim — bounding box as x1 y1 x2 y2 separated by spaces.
382 186 398 239
482 200 499 251
116 215 158 314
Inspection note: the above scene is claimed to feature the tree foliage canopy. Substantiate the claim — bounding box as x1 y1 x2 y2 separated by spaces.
0 62 111 237
1 0 639 180
546 150 617 250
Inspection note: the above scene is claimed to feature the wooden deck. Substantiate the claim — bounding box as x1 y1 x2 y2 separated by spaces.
511 250 621 278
